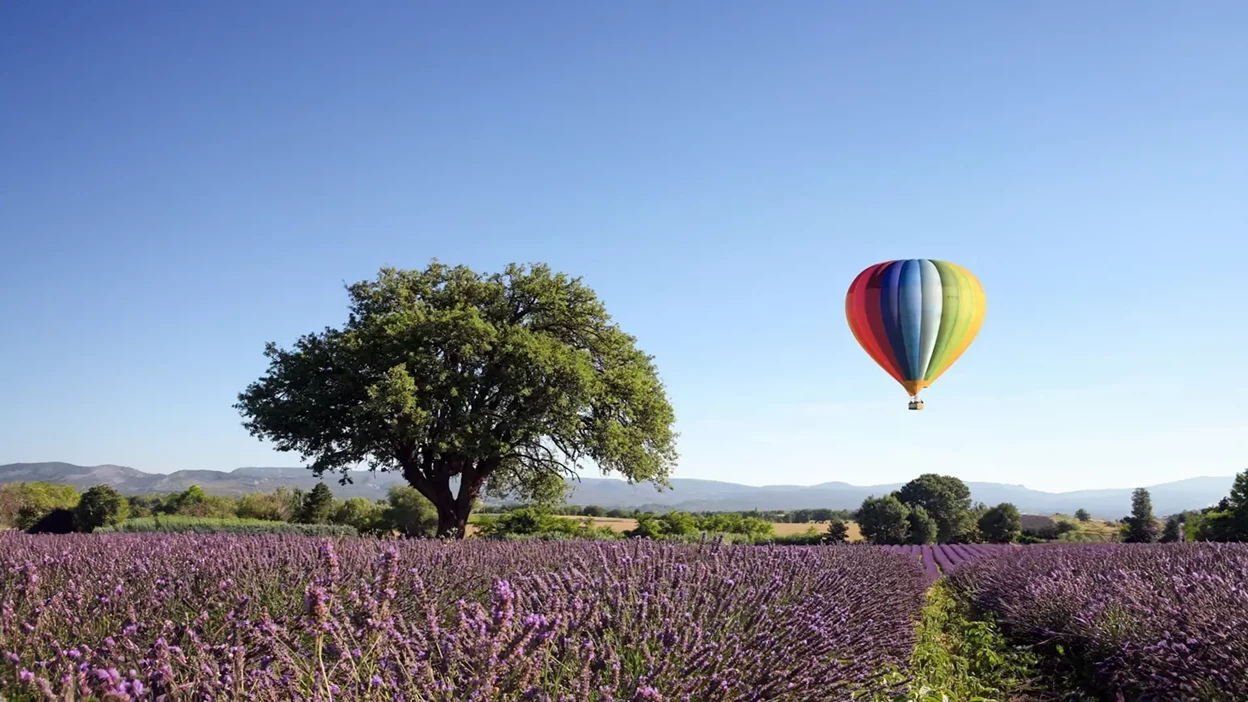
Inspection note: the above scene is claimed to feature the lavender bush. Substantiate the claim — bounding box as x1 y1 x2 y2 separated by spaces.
948 543 1248 701
0 534 926 701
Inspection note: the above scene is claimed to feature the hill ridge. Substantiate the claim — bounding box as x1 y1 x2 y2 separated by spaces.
0 462 1234 519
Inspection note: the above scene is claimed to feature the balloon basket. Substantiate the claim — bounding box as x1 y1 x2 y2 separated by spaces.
907 399 925 411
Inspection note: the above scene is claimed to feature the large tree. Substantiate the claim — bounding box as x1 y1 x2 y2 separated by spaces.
894 473 973 543
856 495 910 545
235 262 678 537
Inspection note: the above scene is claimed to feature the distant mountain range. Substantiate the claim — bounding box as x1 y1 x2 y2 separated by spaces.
0 462 1236 519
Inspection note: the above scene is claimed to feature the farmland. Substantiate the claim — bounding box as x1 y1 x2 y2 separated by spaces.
0 533 923 701
468 515 865 541
1 534 1242 700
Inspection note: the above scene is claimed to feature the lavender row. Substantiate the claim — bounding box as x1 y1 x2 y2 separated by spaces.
881 543 1014 581
948 543 1248 701
0 534 928 701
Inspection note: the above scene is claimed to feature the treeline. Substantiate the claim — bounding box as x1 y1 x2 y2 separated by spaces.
482 503 854 523
854 473 1025 545
1143 468 1248 543
474 507 851 544
0 481 442 536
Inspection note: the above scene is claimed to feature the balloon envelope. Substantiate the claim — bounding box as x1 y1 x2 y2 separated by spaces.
845 259 985 399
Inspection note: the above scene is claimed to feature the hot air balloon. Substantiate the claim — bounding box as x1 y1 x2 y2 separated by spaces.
845 259 985 410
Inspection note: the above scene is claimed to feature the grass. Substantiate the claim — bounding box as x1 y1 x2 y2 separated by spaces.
1050 514 1120 543
877 581 1046 702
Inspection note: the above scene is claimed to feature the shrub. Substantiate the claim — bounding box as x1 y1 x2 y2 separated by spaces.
476 507 619 540
3 482 80 530
236 489 299 521
378 485 438 537
978 503 1022 544
332 496 386 534
74 485 130 532
96 516 357 536
25 508 77 534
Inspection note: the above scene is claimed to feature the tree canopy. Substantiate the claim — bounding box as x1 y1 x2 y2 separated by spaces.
894 473 974 542
977 503 1022 543
856 495 911 545
235 262 679 537
74 485 130 532
1122 487 1160 543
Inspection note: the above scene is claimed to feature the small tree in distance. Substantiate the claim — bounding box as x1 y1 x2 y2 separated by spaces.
1123 488 1160 543
978 503 1022 543
74 485 130 532
381 485 439 537
1160 514 1183 543
235 262 678 538
825 519 850 543
1074 508 1091 522
295 483 336 524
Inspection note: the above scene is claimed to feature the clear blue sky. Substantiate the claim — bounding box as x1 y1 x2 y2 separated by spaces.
2 1 1245 492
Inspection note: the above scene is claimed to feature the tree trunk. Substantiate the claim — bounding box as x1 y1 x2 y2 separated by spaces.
435 501 471 539
400 453 492 539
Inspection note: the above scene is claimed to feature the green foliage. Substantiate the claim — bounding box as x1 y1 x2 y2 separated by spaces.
1196 510 1248 542
74 485 130 532
174 495 239 519
826 519 850 543
875 581 1040 701
234 262 679 537
97 515 357 536
760 528 829 546
857 495 911 545
894 474 974 543
295 483 336 524
378 485 438 538
621 511 774 540
475 506 619 540
905 506 938 545
1122 488 1160 543
1230 470 1248 510
26 508 77 534
126 495 157 519
977 503 1022 544
694 512 774 538
1193 469 1248 542
1074 508 1091 522
164 485 207 513
332 496 386 534
236 488 300 521
1 482 81 530
1161 514 1183 543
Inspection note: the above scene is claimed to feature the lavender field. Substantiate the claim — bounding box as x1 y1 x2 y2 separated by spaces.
3 535 1247 701
948 543 1248 701
880 543 1015 582
0 534 926 701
